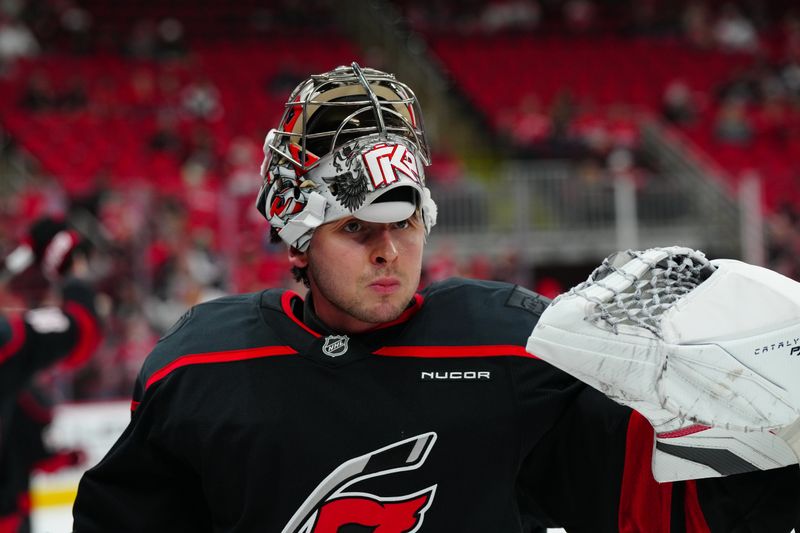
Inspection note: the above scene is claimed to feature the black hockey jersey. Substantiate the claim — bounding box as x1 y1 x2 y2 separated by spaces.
72 278 800 532
0 278 99 404
1 278 100 529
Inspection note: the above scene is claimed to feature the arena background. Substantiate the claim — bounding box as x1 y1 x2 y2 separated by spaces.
1 0 799 530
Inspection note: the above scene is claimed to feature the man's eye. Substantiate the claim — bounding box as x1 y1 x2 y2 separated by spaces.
343 221 362 233
394 219 410 229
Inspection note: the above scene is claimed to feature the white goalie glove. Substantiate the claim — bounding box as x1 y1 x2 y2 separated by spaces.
526 246 800 482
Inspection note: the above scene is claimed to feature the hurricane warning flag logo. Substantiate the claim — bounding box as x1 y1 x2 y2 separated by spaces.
282 433 438 533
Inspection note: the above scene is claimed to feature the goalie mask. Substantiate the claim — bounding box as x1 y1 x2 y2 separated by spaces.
256 62 437 251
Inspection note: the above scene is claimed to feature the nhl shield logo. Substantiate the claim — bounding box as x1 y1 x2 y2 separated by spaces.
322 335 349 357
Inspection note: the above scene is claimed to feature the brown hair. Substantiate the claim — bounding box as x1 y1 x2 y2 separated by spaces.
271 227 309 287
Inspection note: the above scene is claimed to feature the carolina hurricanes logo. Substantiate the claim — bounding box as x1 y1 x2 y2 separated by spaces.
283 433 438 533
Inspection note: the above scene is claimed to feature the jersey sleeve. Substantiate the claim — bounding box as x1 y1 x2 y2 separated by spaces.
515 366 800 532
0 278 100 403
71 376 212 533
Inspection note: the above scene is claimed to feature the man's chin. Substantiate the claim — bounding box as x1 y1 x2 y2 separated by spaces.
354 298 409 325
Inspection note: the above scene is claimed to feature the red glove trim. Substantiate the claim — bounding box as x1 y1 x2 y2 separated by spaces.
619 410 673 532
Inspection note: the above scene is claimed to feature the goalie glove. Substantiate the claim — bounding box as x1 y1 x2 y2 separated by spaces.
526 246 800 482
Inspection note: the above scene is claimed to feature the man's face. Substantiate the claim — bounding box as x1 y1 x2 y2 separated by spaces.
290 213 425 334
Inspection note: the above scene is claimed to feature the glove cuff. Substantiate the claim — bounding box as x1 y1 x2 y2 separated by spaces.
651 422 798 482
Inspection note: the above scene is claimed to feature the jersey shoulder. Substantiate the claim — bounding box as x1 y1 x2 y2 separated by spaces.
138 289 289 392
415 277 551 345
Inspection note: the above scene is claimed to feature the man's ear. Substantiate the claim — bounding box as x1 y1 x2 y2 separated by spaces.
288 246 308 268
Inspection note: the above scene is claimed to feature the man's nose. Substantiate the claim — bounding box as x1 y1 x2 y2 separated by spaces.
371 228 399 265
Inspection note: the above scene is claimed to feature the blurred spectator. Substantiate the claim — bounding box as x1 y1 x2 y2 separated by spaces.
57 75 89 112
0 13 39 70
155 70 183 117
181 76 223 121
682 1 714 49
182 125 219 174
624 0 669 38
781 58 800 98
154 17 187 61
713 3 758 54
767 203 800 280
59 4 93 54
563 0 596 34
124 19 158 59
502 92 551 150
480 0 540 33
753 95 789 144
713 96 754 144
782 11 800 60
18 69 56 111
549 90 577 141
149 112 185 157
126 68 158 116
90 75 120 117
605 103 639 149
572 103 612 157
661 79 698 125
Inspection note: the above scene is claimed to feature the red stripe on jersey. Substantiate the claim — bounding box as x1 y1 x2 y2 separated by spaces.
684 480 711 533
144 346 298 391
0 314 26 365
59 301 102 370
281 291 322 338
130 400 140 412
373 345 535 358
656 424 711 439
619 410 672 532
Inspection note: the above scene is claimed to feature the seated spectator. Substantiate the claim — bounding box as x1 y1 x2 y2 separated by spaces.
0 14 39 71
18 70 56 111
549 90 577 141
713 96 754 144
682 1 713 49
661 79 698 125
149 113 185 157
563 0 596 33
59 5 93 54
125 19 158 60
181 76 223 121
753 95 789 143
480 0 541 33
502 93 551 150
154 18 187 61
606 103 639 149
126 68 158 116
713 3 758 54
58 76 89 112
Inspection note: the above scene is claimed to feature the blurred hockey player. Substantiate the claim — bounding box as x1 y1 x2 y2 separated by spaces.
0 217 102 533
74 64 799 532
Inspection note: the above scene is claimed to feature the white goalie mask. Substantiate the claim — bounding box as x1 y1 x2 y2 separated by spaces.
256 62 437 251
